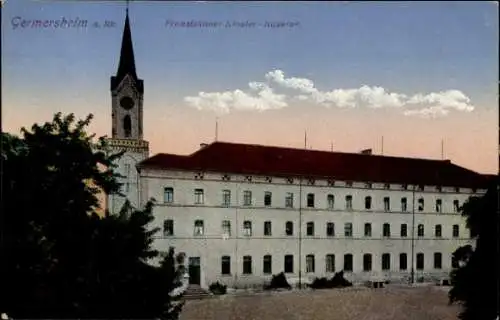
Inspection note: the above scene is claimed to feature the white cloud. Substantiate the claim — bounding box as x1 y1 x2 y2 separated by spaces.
184 82 287 114
184 69 475 117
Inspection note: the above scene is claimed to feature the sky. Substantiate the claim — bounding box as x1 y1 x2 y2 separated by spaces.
3 1 499 174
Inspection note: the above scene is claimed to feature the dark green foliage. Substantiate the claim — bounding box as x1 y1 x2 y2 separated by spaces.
208 281 227 295
310 271 353 289
0 113 183 319
264 272 292 290
448 178 499 320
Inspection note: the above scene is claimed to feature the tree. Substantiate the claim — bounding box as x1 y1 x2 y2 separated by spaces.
448 177 499 320
0 113 184 319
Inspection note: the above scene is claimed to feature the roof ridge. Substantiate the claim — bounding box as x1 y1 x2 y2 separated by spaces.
207 140 452 164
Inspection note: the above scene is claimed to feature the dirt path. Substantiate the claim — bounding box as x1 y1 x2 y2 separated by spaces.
180 286 461 320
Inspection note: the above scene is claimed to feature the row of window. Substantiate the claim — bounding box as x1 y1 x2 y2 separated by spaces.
221 252 453 275
163 188 461 213
163 220 464 238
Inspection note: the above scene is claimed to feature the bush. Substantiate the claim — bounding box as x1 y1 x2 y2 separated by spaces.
208 281 227 295
310 271 353 289
264 272 292 290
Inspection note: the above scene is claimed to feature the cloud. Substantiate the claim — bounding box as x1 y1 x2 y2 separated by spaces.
184 69 475 117
184 82 287 114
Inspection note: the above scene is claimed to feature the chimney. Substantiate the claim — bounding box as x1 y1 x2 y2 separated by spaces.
360 148 372 155
200 143 209 149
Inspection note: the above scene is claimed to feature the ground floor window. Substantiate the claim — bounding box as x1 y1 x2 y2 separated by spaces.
243 256 252 274
263 255 272 274
306 254 315 273
284 255 294 273
325 254 335 273
344 254 353 272
221 256 231 275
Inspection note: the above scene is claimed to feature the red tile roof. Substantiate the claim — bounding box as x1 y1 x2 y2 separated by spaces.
137 141 491 188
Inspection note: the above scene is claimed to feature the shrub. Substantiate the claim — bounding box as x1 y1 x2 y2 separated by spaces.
310 271 353 289
330 270 353 288
264 272 292 290
208 281 227 295
310 277 332 289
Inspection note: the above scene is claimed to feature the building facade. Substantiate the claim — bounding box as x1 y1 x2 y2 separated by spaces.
137 144 487 289
108 10 489 289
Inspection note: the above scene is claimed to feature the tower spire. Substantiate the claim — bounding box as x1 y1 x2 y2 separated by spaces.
111 2 143 93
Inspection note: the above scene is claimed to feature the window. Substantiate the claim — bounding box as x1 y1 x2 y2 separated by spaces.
306 222 315 236
164 187 174 203
284 255 294 273
243 191 252 206
194 220 204 236
344 254 353 272
364 223 372 237
307 193 315 208
434 252 442 269
401 197 407 212
401 224 408 237
243 221 252 236
243 256 252 274
326 254 335 273
399 253 407 270
418 198 424 212
222 220 231 236
123 115 131 137
327 194 335 209
163 219 174 236
306 254 315 273
365 196 372 210
453 225 459 238
124 182 130 193
416 253 424 270
285 192 294 208
326 222 335 237
453 200 460 213
435 199 442 213
263 255 272 274
382 253 391 270
221 256 231 275
194 189 204 204
285 221 294 236
222 190 231 206
264 191 272 206
383 223 391 237
344 223 353 237
383 197 390 212
435 224 442 238
264 221 272 236
418 224 424 237
345 195 353 210
363 254 372 271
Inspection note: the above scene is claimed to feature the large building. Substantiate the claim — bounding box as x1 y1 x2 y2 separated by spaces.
108 10 490 289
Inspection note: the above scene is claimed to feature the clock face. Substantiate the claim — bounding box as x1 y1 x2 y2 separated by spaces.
120 96 135 110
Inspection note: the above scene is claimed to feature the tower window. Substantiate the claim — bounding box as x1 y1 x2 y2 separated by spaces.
123 115 132 137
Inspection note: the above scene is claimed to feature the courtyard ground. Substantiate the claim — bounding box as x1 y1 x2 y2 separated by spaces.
180 285 461 320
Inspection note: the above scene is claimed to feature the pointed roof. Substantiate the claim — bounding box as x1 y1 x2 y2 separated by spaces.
111 9 143 93
137 141 491 189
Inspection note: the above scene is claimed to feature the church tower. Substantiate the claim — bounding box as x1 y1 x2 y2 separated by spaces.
107 8 149 214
